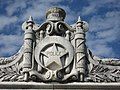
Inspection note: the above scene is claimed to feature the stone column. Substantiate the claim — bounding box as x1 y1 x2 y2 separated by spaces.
75 16 88 81
22 16 35 81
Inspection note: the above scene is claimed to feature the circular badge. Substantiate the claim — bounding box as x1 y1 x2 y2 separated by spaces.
35 36 74 70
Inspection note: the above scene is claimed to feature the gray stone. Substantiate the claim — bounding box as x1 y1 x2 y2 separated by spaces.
0 7 120 85
0 82 120 90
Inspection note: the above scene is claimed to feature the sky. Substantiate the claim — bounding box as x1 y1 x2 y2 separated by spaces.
0 0 120 58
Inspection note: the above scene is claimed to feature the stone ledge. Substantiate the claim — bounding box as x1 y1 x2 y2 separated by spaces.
0 82 120 90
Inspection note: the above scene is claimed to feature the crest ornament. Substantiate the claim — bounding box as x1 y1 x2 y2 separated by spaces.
0 7 120 83
35 36 74 71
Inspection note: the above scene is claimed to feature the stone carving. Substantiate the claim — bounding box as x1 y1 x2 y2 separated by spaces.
0 7 120 82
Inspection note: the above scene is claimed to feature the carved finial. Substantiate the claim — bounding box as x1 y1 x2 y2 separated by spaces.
22 16 35 31
27 16 34 23
75 16 89 32
77 16 81 23
46 7 66 21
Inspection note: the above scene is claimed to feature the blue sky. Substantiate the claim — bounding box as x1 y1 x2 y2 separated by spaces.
0 0 120 58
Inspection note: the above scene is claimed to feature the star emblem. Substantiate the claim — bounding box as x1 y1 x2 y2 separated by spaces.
41 43 68 70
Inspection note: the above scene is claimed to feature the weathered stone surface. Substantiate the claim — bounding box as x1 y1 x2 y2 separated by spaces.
0 82 120 90
0 7 120 84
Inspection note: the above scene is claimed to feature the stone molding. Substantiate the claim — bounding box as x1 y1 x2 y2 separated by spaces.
0 82 120 89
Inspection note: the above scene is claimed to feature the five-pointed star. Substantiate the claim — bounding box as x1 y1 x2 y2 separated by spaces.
41 43 68 68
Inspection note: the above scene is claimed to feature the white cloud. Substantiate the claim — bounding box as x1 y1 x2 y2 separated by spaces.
5 0 27 16
81 5 96 16
22 3 48 20
89 43 114 57
58 5 77 23
0 16 18 30
4 0 76 23
0 0 119 58
87 10 120 57
89 11 120 32
0 34 23 57
5 0 66 20
21 0 75 22
81 0 119 15
0 0 74 57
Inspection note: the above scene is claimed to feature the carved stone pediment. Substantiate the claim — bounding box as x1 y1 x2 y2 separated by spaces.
0 7 120 83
